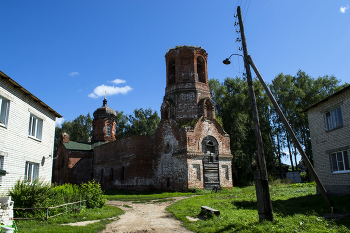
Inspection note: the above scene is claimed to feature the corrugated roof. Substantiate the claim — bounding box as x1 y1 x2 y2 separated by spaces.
63 141 107 151
0 70 62 118
301 84 350 113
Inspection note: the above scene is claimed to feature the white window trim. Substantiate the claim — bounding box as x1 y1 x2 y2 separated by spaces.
331 170 350 174
0 96 10 128
28 107 47 121
324 107 343 131
330 150 349 173
24 161 39 182
0 89 14 101
28 114 43 141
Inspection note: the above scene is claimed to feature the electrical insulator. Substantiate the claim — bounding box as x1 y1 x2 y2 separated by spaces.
236 29 240 33
234 22 239 26
239 47 243 51
236 38 241 42
234 14 237 17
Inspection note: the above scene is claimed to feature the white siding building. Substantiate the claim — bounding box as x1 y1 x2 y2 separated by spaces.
304 85 350 195
0 71 61 194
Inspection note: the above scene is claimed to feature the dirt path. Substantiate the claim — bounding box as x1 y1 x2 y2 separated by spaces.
101 197 193 233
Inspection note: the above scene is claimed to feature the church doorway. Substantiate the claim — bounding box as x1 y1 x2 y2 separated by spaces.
202 136 220 189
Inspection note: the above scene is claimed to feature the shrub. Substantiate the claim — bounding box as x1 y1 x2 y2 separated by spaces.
80 180 106 208
8 179 106 218
9 179 51 209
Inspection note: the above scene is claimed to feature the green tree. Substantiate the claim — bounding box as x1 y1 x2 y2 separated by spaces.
127 108 160 137
54 113 92 153
114 110 130 140
209 77 274 185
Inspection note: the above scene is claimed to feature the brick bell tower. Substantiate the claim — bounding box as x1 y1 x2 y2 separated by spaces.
92 98 117 143
161 46 215 121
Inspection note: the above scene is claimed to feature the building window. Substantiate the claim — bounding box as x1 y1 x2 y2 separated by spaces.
106 125 111 137
29 114 43 140
325 107 343 131
25 162 39 182
197 56 206 83
167 58 175 86
330 151 349 173
0 96 10 127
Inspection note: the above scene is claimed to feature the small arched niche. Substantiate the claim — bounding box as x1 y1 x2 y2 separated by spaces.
204 99 214 119
197 56 206 83
167 58 176 86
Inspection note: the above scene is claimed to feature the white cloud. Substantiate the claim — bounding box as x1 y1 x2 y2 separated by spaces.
111 79 126 84
69 72 79 77
88 84 133 98
55 117 65 126
340 5 349 13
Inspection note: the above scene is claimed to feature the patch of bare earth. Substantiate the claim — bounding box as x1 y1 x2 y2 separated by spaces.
101 197 193 233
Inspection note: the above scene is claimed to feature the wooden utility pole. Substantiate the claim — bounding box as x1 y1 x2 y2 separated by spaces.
247 55 335 211
237 6 274 221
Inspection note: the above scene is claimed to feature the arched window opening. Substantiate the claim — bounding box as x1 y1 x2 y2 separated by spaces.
197 56 206 83
110 168 114 181
168 58 175 86
106 125 111 137
161 108 169 119
205 100 214 118
121 166 125 181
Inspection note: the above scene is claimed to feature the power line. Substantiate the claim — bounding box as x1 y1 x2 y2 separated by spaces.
244 0 251 21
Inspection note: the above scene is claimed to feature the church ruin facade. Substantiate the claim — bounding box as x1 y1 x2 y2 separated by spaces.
54 46 233 191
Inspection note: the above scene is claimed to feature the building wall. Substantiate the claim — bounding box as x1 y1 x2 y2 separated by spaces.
93 135 154 190
186 117 233 189
0 78 56 194
308 88 350 195
53 145 93 185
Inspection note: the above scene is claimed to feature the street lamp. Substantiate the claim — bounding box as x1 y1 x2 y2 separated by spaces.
222 54 243 65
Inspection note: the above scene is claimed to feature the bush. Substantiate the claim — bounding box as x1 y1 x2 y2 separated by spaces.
8 179 106 218
80 180 106 208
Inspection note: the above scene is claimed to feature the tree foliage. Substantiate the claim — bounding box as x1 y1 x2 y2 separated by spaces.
209 70 347 185
54 108 160 152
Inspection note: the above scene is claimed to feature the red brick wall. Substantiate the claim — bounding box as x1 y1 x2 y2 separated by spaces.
93 135 154 190
53 143 93 185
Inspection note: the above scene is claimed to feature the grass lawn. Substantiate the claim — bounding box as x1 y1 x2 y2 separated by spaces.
104 189 197 203
15 205 124 233
167 182 350 233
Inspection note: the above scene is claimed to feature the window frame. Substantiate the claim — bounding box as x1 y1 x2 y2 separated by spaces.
330 150 350 174
106 124 111 137
28 114 43 141
325 107 343 131
24 161 39 182
0 96 10 128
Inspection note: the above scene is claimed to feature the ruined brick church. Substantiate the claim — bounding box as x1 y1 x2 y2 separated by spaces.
54 46 233 191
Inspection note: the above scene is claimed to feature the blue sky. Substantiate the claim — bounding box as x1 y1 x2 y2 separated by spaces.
1 1 350 164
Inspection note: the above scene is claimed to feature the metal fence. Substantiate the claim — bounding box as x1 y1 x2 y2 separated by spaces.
13 200 86 220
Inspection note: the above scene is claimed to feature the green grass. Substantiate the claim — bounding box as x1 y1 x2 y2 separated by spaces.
167 183 350 233
104 189 196 203
15 205 124 233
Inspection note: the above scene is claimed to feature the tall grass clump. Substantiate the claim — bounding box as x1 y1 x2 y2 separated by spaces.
8 179 106 219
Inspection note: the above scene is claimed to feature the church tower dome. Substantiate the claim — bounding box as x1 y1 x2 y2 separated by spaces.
92 98 117 143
